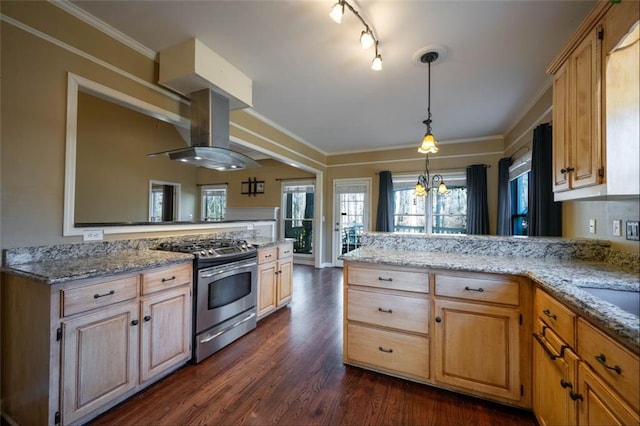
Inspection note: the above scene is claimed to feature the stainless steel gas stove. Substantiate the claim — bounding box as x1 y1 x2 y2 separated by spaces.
156 239 258 363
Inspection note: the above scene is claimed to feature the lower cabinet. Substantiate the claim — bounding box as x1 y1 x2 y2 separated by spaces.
1 262 192 426
257 242 293 319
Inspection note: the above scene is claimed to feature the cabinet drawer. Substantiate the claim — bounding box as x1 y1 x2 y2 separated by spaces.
347 323 430 380
347 289 429 334
258 247 277 264
61 275 139 317
577 318 639 412
278 242 294 259
348 266 429 293
534 288 576 347
434 273 519 306
141 263 191 295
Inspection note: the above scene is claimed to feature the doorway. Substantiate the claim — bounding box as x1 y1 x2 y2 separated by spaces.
333 178 370 267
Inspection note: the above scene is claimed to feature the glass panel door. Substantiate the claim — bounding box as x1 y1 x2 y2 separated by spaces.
333 179 370 266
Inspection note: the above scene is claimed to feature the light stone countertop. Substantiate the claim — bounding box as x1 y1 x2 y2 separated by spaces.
341 247 640 353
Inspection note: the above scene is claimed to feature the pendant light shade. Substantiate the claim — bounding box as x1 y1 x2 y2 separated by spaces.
418 133 439 154
329 2 344 23
360 29 374 49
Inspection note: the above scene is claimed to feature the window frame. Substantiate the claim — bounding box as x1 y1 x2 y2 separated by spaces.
200 184 227 221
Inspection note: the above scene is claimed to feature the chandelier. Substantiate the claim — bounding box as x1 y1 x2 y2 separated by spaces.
415 50 449 196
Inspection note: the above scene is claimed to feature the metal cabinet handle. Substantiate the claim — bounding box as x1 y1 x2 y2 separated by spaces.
532 333 571 361
144 315 151 322
378 277 393 282
569 391 583 401
560 379 572 389
378 307 393 314
378 346 393 353
435 316 442 323
161 276 176 283
265 254 273 258
131 319 139 326
565 167 575 173
595 354 622 375
464 286 484 292
542 309 557 320
94 290 115 299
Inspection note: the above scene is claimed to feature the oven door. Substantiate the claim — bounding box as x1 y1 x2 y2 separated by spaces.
195 257 257 334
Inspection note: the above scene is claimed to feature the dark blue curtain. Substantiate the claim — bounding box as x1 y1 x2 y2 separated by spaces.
375 171 394 232
529 123 562 236
466 164 489 234
497 157 513 235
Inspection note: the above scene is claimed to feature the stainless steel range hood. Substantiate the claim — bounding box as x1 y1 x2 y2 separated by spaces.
148 89 260 171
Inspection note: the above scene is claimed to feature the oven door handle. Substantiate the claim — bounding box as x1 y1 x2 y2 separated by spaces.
200 260 257 279
199 312 257 344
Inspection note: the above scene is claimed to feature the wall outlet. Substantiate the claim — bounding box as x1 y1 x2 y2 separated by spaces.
588 219 596 234
626 221 640 241
246 223 254 230
83 229 104 241
613 220 622 237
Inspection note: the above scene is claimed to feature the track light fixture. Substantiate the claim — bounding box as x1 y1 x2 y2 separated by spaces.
329 0 382 71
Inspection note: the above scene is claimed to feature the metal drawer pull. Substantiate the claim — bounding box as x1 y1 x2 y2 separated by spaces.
265 254 273 258
161 276 176 282
378 307 393 314
595 354 622 375
378 277 393 282
200 312 256 344
532 333 569 361
464 286 484 292
378 346 393 353
542 309 557 320
94 290 115 299
560 379 572 389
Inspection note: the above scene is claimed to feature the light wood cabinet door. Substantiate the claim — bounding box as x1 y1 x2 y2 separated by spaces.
140 285 191 383
277 256 293 306
553 60 571 192
61 300 138 424
433 300 521 402
257 260 277 317
578 362 639 426
569 25 602 189
532 326 579 426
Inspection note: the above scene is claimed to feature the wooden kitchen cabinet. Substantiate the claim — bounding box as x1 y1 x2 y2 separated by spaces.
1 262 192 426
257 242 294 319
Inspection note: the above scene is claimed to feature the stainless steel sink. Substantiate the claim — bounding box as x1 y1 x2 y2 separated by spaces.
580 287 640 317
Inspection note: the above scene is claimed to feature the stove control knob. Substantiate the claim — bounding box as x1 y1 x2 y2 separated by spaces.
200 250 207 256
208 249 215 255
242 243 247 249
247 243 253 249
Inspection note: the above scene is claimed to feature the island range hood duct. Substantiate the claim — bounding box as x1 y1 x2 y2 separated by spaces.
148 88 260 171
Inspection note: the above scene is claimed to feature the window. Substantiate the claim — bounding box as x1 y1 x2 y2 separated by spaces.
149 180 180 222
200 185 227 221
509 152 531 236
393 173 467 234
282 182 314 255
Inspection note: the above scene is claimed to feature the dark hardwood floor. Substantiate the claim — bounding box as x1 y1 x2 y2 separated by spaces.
91 265 538 426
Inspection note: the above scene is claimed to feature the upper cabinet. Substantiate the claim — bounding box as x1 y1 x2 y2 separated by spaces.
548 1 639 201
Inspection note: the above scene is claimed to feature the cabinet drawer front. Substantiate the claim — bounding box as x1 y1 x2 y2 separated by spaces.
347 323 430 380
141 263 192 295
348 266 429 293
348 289 429 334
278 242 294 259
62 276 139 317
534 288 576 347
435 273 519 305
258 247 278 264
577 318 639 412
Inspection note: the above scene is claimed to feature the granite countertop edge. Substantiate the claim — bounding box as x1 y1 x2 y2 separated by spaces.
340 248 640 353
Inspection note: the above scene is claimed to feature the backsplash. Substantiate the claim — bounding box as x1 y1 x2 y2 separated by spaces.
3 230 259 266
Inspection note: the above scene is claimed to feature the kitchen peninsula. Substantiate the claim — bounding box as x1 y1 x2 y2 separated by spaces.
341 233 639 422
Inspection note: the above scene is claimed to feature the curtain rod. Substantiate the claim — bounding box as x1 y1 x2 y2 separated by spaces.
196 182 228 186
466 164 492 169
276 177 316 181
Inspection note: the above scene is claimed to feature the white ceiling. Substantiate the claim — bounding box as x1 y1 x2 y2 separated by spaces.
70 0 596 156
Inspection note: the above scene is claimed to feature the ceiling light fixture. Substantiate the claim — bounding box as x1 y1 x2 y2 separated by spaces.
418 51 439 154
329 0 381 71
415 51 449 197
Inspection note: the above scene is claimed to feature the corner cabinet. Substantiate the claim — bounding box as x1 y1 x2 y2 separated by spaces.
343 262 531 408
257 242 293 319
548 1 640 200
1 262 192 426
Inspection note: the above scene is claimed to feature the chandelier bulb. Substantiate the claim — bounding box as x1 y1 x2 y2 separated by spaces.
329 2 344 24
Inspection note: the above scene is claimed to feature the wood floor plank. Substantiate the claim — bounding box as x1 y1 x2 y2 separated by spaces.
90 265 537 426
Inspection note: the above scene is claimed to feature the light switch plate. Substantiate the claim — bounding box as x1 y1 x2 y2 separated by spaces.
588 219 596 234
613 220 622 237
626 221 639 241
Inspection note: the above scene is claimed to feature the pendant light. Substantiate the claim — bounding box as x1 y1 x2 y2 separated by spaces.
418 51 440 154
